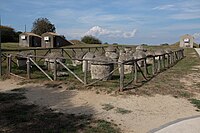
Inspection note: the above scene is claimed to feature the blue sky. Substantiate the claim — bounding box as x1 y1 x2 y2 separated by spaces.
1 0 200 44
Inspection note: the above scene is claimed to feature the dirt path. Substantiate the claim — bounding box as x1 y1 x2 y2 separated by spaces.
0 79 199 133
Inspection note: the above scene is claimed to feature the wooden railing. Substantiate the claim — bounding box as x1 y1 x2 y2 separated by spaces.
4 47 184 91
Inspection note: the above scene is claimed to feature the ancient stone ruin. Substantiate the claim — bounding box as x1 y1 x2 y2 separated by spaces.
90 55 114 80
16 51 32 67
82 52 95 72
45 52 65 71
105 45 119 62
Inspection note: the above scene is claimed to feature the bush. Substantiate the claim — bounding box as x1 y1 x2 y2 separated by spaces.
81 35 102 44
0 26 21 42
160 43 169 46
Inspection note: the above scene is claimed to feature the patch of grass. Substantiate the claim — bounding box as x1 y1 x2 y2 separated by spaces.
190 99 200 109
85 120 120 133
102 104 115 111
44 83 62 88
115 107 132 114
179 91 191 98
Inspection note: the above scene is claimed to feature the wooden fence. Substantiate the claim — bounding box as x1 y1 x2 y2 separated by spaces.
3 47 184 91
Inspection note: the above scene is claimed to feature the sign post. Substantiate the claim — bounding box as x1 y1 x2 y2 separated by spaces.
0 16 2 78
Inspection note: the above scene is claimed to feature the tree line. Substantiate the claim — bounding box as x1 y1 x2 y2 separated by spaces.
1 17 102 44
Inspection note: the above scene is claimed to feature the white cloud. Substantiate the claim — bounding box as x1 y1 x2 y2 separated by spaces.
170 13 200 20
193 33 200 39
153 4 175 10
84 26 137 38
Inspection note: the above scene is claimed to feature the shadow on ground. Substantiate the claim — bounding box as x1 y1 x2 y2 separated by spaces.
0 86 120 133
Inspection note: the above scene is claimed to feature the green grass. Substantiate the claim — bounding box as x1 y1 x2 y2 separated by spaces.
85 120 120 133
190 99 200 110
115 107 132 114
133 48 200 97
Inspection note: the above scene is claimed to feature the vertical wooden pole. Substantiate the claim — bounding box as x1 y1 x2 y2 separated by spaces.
53 58 57 81
144 59 147 77
34 49 36 61
0 16 2 78
84 60 88 85
27 56 30 79
152 56 155 75
61 48 64 56
7 54 12 75
134 61 137 83
120 63 124 91
167 54 170 68
158 56 161 72
163 55 165 68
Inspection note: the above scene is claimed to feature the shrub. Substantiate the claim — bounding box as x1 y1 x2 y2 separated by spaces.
81 35 102 44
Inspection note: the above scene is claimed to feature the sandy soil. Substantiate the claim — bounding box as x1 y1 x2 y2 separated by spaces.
0 78 199 133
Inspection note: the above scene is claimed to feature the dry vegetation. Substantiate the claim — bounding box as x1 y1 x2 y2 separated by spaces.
1 42 200 132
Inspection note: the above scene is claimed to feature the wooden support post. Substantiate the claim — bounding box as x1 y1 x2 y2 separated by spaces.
7 54 12 75
119 63 124 91
171 53 174 65
163 55 165 68
84 60 88 85
61 48 64 56
167 54 170 68
53 59 57 81
34 49 36 61
134 61 138 83
152 56 155 75
144 59 147 77
158 56 161 72
27 56 31 79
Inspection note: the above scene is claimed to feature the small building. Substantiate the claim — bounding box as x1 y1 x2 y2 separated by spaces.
41 32 73 48
19 32 41 47
180 34 194 48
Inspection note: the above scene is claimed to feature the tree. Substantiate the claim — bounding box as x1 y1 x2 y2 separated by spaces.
31 18 56 35
81 35 102 44
0 25 20 42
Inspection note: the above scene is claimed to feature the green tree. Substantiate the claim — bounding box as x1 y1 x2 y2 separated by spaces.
81 35 102 44
31 18 56 35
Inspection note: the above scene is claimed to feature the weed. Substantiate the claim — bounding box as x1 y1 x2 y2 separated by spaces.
190 99 200 109
115 107 132 114
102 104 114 111
67 83 76 90
85 120 121 133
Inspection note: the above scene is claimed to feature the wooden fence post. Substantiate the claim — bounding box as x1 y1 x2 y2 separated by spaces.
163 55 165 69
27 56 31 79
167 54 170 68
34 49 37 61
152 56 155 75
54 58 57 81
84 60 88 85
119 63 124 91
134 61 138 83
7 54 12 75
158 56 161 72
144 58 147 77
